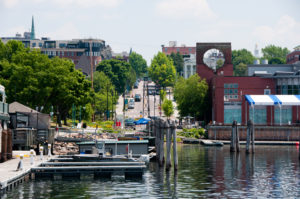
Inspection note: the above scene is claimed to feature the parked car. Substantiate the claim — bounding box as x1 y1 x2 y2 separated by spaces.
134 82 139 89
135 94 141 102
128 98 135 109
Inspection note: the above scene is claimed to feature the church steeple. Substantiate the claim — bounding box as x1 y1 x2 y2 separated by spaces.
30 16 35 40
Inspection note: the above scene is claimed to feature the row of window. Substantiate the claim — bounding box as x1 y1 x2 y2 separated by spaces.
43 51 101 57
276 85 300 95
224 89 238 94
224 105 292 124
224 83 238 89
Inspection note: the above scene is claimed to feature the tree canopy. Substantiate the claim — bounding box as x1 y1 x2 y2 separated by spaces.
149 52 176 88
0 40 92 125
232 49 255 76
168 52 183 75
174 74 208 120
261 45 290 64
96 59 135 93
162 99 174 119
129 52 147 77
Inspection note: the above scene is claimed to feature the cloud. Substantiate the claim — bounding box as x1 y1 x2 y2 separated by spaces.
47 23 81 40
156 0 216 20
253 15 300 47
1 0 122 8
2 0 19 8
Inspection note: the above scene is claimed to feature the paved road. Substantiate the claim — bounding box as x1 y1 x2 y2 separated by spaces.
116 81 179 120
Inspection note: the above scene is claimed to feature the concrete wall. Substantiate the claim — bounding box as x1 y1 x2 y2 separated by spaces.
208 125 300 141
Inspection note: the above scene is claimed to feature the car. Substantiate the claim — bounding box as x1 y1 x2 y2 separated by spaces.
135 94 141 102
128 98 135 109
134 82 139 89
125 118 135 127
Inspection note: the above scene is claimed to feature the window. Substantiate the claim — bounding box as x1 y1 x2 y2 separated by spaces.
39 43 43 47
71 52 74 56
224 89 228 94
224 84 229 88
224 104 241 124
233 83 238 88
57 51 60 56
176 48 180 52
62 51 64 56
32 43 36 47
264 89 271 95
165 47 168 52
274 107 292 124
249 106 267 124
234 89 238 94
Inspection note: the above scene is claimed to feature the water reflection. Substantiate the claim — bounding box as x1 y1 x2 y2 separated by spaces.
3 145 300 198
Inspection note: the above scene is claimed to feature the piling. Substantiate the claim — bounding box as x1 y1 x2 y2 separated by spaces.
236 123 240 152
230 121 237 152
251 122 255 153
155 120 160 160
159 120 164 166
246 120 255 154
171 121 178 171
246 120 251 154
165 120 171 171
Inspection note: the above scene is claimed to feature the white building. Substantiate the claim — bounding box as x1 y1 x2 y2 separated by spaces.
183 54 196 79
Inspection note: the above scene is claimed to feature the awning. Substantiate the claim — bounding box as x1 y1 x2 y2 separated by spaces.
134 118 151 125
245 95 300 106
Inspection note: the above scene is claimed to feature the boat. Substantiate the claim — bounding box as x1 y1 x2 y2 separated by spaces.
201 140 224 146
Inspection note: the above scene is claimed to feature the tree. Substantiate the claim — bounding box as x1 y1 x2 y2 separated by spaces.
148 52 176 88
174 74 208 120
96 59 135 93
232 49 255 76
268 57 285 64
261 45 290 63
216 59 224 69
234 63 247 76
168 52 184 75
162 99 174 119
129 52 147 77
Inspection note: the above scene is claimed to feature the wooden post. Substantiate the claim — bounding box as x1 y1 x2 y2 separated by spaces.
159 120 164 166
155 120 160 161
246 120 251 154
251 121 255 153
166 120 171 170
236 123 240 152
171 121 178 171
230 121 236 152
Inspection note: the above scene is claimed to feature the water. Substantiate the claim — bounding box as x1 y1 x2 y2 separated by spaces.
3 145 300 198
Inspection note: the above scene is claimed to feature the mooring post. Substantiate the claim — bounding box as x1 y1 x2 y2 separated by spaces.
155 120 160 161
251 121 255 153
166 120 171 171
159 120 165 166
171 121 178 171
236 123 240 152
230 121 237 152
246 120 251 154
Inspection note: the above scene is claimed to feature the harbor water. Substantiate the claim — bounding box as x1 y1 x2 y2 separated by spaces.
3 144 300 198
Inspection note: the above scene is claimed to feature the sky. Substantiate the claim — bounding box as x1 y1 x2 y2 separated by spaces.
0 0 299 64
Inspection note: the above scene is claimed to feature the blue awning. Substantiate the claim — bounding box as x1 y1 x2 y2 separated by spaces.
245 95 300 106
134 118 151 125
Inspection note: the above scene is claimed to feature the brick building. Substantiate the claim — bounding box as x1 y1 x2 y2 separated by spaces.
196 42 300 125
286 45 300 64
161 41 196 56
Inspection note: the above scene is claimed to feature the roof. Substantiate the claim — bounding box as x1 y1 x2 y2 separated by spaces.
9 102 38 113
245 95 300 106
77 140 149 145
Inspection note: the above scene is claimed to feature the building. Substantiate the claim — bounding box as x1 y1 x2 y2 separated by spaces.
183 54 196 79
196 42 300 126
0 17 112 76
286 45 300 64
162 41 196 56
112 51 130 62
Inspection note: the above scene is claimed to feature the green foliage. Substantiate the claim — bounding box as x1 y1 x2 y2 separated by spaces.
129 52 147 76
162 99 174 118
216 59 224 69
261 45 290 63
178 128 206 139
268 57 285 64
148 52 176 87
174 74 208 120
235 63 247 76
168 52 183 75
0 40 92 125
96 59 135 93
232 49 255 76
159 89 166 102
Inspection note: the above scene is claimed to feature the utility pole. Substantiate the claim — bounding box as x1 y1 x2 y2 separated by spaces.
89 40 94 89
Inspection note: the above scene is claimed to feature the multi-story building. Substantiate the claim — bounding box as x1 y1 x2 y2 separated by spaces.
183 54 196 79
161 41 196 56
0 17 112 76
286 45 300 64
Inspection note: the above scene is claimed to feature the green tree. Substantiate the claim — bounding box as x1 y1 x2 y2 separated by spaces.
232 49 255 76
129 52 147 77
235 63 247 76
96 59 135 93
148 52 176 88
162 99 174 119
174 74 208 120
261 45 290 63
216 59 224 69
168 52 184 75
268 57 285 64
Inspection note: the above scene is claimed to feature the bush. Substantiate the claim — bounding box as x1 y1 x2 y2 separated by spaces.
178 128 206 139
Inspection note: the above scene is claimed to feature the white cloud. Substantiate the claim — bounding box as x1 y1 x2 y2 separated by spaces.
156 0 216 20
253 15 300 47
2 0 19 8
47 23 81 40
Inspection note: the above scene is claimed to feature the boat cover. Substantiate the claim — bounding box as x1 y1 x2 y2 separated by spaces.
245 95 300 106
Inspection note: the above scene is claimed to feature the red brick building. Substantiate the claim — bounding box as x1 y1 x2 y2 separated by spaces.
196 42 300 125
162 41 195 56
286 45 300 64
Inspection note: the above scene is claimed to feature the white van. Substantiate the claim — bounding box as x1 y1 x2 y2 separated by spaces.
128 98 135 109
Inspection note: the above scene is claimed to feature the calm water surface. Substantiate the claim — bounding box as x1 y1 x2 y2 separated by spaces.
4 145 300 198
